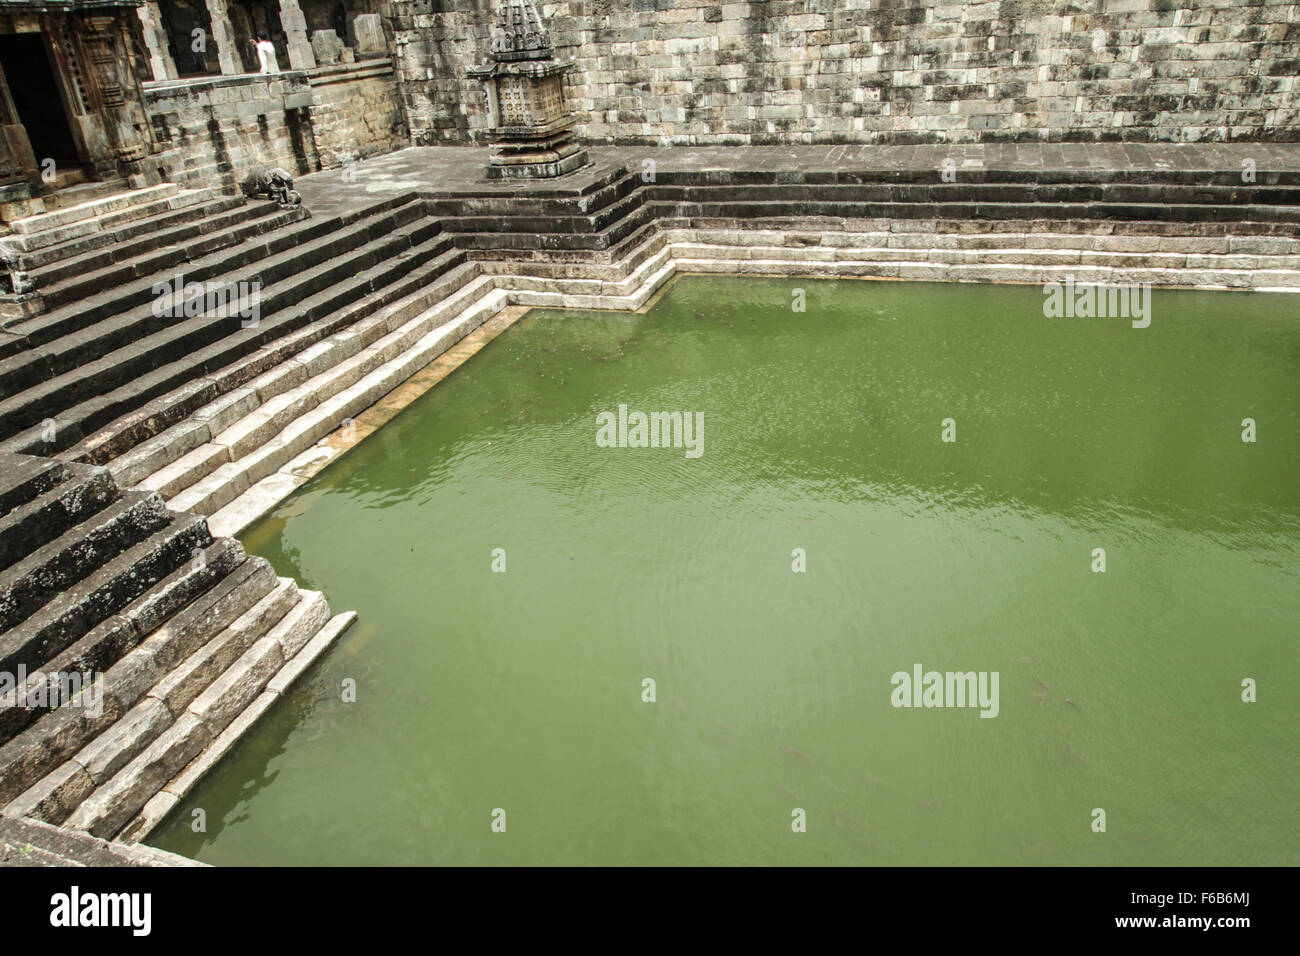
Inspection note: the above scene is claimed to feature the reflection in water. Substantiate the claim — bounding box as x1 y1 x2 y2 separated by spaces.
153 277 1300 866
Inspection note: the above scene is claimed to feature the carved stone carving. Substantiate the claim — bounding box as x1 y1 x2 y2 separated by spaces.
467 0 589 180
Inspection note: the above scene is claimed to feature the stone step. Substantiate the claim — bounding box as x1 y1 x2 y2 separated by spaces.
164 261 488 517
664 241 1300 273
650 198 1300 226
0 462 117 570
3 189 212 259
660 212 1300 239
40 535 248 685
0 548 271 811
0 535 248 776
22 197 418 377
477 220 669 275
0 453 70 517
0 813 202 866
63 586 332 839
665 248 1298 292
72 238 471 472
649 181 1300 206
452 200 656 252
0 200 430 442
427 161 628 201
0 512 211 677
664 227 1300 257
425 167 641 219
120 608 356 844
4 203 315 351
0 209 343 394
206 280 509 536
18 196 255 278
654 167 1300 188
431 177 1300 227
0 489 170 632
13 225 451 459
34 202 286 309
37 580 304 830
0 215 318 394
131 249 477 505
146 577 300 718
8 184 183 238
40 178 124 208
442 184 649 236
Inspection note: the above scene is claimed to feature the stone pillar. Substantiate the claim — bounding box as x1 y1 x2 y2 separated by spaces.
277 0 317 71
80 14 156 186
203 0 242 76
0 73 41 222
135 3 179 81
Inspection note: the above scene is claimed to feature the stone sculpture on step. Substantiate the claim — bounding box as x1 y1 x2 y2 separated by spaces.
240 168 303 207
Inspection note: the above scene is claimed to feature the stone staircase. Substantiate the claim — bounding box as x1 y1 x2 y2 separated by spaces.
0 153 1297 861
0 451 354 844
0 812 200 866
0 183 228 317
0 189 511 540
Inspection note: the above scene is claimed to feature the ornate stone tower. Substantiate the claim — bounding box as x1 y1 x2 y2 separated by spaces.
467 0 589 180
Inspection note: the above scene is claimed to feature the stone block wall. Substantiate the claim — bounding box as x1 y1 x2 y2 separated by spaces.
387 0 1300 146
305 60 409 168
145 73 322 190
385 0 495 144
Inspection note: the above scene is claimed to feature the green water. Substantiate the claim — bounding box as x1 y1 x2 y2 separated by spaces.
152 276 1300 866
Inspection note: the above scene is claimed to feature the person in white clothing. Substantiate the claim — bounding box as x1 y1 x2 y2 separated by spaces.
251 35 279 74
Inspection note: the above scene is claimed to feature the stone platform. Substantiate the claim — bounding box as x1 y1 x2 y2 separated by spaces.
294 142 1300 217
0 141 1296 865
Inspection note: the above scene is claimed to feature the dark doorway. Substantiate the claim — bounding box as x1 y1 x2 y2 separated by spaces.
0 34 80 165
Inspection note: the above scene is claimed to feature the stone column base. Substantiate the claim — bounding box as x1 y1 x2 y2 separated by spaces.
485 147 590 180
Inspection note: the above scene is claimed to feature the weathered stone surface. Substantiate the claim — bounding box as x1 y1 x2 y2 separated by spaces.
267 590 331 659
74 697 172 785
135 555 277 674
0 454 68 517
0 490 167 635
0 464 116 570
5 761 96 825
117 536 245 639
354 14 386 56
0 694 123 805
0 812 202 866
103 646 163 713
311 30 345 66
186 635 284 735
395 1 1300 146
147 577 297 714
162 690 278 800
266 611 355 695
117 789 180 844
64 713 212 839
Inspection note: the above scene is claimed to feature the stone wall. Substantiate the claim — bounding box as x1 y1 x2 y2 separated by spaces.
306 60 408 168
388 0 1300 146
145 73 321 190
144 59 406 190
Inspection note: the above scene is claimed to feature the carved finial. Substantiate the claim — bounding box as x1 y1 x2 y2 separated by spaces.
489 0 554 62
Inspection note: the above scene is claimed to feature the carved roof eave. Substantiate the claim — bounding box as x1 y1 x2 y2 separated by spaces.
467 58 573 81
